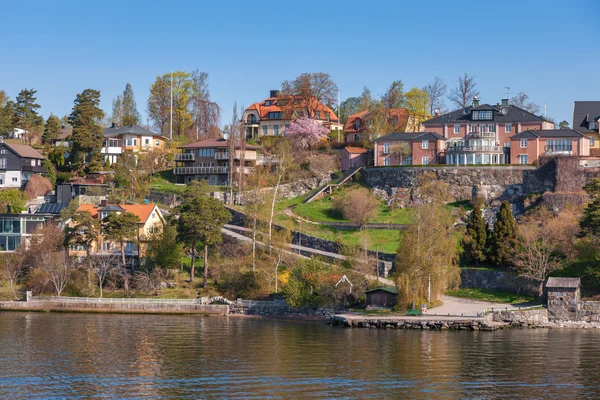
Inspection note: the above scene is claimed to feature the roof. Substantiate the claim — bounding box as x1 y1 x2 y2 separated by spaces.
344 146 368 154
344 108 411 133
511 129 585 139
76 203 161 224
344 110 371 133
36 203 68 214
245 95 339 123
365 287 398 294
3 142 45 159
423 104 547 125
573 101 600 133
103 125 165 139
374 131 447 142
546 277 580 289
179 138 259 150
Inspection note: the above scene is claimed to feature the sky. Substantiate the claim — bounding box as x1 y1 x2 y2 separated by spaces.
1 0 599 128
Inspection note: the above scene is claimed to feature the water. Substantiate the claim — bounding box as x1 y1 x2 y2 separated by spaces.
1 313 599 399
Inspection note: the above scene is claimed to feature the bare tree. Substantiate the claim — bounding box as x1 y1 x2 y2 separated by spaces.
448 73 480 108
381 80 405 110
423 77 447 114
1 253 24 300
308 154 336 182
40 252 74 296
227 102 239 205
87 252 120 298
190 70 221 140
335 188 380 229
267 140 295 253
510 92 541 115
390 142 412 164
280 72 338 118
237 104 246 201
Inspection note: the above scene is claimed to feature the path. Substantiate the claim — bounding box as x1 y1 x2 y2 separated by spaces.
427 295 521 317
283 207 407 230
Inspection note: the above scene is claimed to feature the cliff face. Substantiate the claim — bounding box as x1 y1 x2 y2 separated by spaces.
363 166 555 203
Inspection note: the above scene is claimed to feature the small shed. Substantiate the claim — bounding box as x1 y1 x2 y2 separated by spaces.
340 147 368 171
546 277 581 303
365 287 398 308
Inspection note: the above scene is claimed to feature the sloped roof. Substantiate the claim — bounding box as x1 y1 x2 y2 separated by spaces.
344 146 368 154
546 277 580 288
77 203 161 224
179 138 259 150
36 203 68 214
245 95 339 123
365 287 398 294
511 129 585 139
573 101 600 133
4 142 45 159
344 110 371 133
423 104 547 125
344 108 411 133
374 131 446 142
103 125 166 139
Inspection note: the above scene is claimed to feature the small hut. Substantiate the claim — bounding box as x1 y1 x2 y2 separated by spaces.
546 277 581 303
365 287 398 308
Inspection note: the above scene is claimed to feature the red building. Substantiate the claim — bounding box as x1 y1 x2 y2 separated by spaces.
509 129 590 165
344 108 417 143
374 132 446 166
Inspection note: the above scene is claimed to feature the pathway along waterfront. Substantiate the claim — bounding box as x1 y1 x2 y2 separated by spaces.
2 312 600 398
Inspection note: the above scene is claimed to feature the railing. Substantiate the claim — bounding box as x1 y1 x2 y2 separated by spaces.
214 152 229 160
173 166 228 175
101 146 122 154
467 132 496 138
545 147 572 155
175 153 195 161
32 296 204 304
476 304 545 317
445 145 504 152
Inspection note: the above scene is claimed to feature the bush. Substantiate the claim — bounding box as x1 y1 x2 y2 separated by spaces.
56 172 73 183
216 271 259 299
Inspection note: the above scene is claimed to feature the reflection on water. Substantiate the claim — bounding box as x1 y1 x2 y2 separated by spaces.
0 312 599 398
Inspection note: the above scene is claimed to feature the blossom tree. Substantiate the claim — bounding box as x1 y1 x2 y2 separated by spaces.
285 117 329 151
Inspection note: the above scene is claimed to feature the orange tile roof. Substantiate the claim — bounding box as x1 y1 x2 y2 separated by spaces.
344 108 411 133
245 95 339 123
76 203 159 224
344 146 368 154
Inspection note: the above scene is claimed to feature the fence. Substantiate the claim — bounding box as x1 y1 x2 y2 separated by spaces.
32 295 204 304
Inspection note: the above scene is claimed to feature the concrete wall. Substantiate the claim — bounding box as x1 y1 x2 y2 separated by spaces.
460 269 541 296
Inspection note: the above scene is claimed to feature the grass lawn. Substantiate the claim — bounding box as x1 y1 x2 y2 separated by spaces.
446 288 536 304
150 171 187 195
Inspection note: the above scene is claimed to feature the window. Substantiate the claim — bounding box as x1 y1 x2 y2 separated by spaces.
401 157 412 165
590 122 599 130
384 157 390 166
262 125 268 136
267 112 282 119
383 142 390 154
505 124 512 133
422 156 429 165
198 148 214 158
125 242 135 254
0 175 3 185
0 158 6 169
504 142 510 148
488 124 496 133
520 139 528 148
102 242 112 251
470 124 477 133
354 134 360 142
480 124 486 133
265 100 272 106
11 177 17 182
155 140 160 146
472 111 480 120
591 137 595 147
393 116 398 125
454 125 460 134
546 139 572 153
0 150 5 154
273 125 279 136
519 155 529 165
145 139 150 145
421 140 428 149
355 120 360 130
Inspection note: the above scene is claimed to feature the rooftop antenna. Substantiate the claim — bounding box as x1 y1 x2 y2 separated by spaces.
504 87 511 99
170 71 173 140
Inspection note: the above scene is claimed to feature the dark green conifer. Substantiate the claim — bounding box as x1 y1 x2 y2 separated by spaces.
488 201 518 266
462 199 488 265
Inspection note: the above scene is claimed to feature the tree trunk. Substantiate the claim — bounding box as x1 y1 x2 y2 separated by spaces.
268 173 282 255
203 243 208 290
121 241 126 268
190 242 196 283
252 203 257 273
99 277 103 299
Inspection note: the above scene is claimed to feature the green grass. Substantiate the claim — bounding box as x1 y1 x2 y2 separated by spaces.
446 288 535 304
150 171 187 195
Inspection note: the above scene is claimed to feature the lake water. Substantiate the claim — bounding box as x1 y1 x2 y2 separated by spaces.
1 312 599 399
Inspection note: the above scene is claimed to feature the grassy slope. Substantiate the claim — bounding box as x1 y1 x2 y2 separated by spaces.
446 288 535 304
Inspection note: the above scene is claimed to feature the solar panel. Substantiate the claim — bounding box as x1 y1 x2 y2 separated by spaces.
36 203 68 214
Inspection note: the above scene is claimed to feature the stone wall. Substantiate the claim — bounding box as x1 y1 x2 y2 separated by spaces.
548 300 600 322
212 177 328 205
363 166 553 203
490 308 548 327
229 299 332 317
460 269 541 296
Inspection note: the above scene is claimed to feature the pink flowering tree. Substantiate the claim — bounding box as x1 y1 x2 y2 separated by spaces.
285 117 329 151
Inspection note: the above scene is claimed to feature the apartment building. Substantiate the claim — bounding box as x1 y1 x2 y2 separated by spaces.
573 101 600 149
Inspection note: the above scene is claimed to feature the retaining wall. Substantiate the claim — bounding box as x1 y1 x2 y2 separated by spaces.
460 269 541 296
548 300 600 322
0 301 229 315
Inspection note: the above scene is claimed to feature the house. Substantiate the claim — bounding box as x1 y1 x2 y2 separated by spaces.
546 277 581 321
0 213 56 252
340 147 369 171
509 129 589 165
572 101 600 149
344 108 418 143
0 140 45 188
242 90 342 140
423 98 554 165
174 138 259 185
365 287 398 308
374 132 446 166
102 124 167 165
68 202 165 259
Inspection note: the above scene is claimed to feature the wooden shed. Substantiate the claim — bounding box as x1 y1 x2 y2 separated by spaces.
546 277 581 303
365 287 398 308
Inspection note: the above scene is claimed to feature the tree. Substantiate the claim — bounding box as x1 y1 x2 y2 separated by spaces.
43 158 57 185
280 72 338 118
190 70 221 140
12 88 43 144
423 76 447 115
42 115 62 145
286 117 329 151
339 96 361 124
102 212 141 268
382 80 405 110
147 71 194 137
87 252 119 298
267 139 295 252
0 99 15 135
0 189 28 213
112 83 141 126
510 92 541 115
0 252 24 300
462 199 488 265
390 142 412 164
559 120 570 130
448 73 480 108
336 188 379 229
404 87 431 130
65 211 100 257
40 252 74 296
146 222 183 269
22 223 66 272
227 102 240 205
488 201 518 266
177 196 231 287
580 178 600 237
69 89 105 173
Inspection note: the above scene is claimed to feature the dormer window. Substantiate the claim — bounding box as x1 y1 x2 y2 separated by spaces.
590 122 599 130
355 120 360 130
315 111 320 118
472 111 493 120
265 100 272 106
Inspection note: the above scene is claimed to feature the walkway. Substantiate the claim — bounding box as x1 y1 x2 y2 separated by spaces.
428 295 522 317
282 207 407 230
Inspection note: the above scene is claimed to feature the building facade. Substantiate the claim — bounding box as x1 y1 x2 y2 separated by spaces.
340 147 369 171
0 213 54 252
573 101 600 149
344 108 418 143
102 124 167 165
374 132 446 166
423 98 554 165
509 129 590 165
174 138 259 185
242 90 342 140
0 141 45 188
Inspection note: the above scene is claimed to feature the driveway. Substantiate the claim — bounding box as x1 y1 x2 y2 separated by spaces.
427 295 521 317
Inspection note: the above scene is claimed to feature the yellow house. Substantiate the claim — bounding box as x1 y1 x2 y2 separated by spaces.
68 202 165 259
102 124 168 164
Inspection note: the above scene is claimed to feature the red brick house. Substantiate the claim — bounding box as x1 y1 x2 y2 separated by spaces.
509 129 590 164
340 147 369 171
374 132 446 166
344 108 418 143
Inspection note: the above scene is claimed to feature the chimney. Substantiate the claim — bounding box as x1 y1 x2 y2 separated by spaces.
472 97 480 107
501 98 509 107
100 199 108 207
434 108 440 117
111 122 117 128
269 90 280 98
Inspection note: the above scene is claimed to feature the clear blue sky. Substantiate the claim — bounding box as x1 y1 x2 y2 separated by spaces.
2 0 598 127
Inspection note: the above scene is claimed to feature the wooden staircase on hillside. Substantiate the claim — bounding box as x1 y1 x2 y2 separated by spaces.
303 167 363 203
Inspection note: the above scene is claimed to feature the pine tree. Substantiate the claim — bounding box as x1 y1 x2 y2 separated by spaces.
42 115 62 145
488 201 518 267
112 83 141 126
580 178 600 237
12 89 43 142
68 89 105 173
462 199 488 265
43 158 57 184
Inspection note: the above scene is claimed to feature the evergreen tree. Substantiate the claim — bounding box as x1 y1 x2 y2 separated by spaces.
488 201 518 266
43 158 57 184
12 89 43 142
68 89 105 173
146 223 183 269
0 101 15 135
42 115 62 145
580 178 600 237
112 83 141 126
462 199 488 265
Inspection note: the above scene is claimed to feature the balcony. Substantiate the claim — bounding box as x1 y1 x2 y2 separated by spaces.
101 146 122 155
445 145 504 153
545 147 573 156
173 166 228 175
467 131 496 139
175 153 195 161
214 152 229 160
